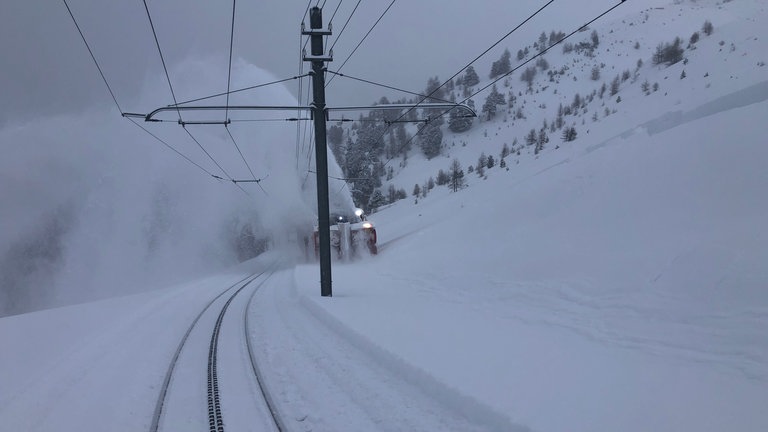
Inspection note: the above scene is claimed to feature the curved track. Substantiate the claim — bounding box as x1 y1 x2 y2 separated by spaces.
150 268 282 432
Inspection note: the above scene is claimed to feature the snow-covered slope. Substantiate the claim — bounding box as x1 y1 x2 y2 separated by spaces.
381 0 768 198
301 95 768 431
1 0 767 431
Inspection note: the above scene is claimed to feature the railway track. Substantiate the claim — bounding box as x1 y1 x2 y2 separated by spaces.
149 268 283 432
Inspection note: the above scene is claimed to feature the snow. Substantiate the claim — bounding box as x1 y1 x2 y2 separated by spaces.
2 0 768 431
298 97 768 432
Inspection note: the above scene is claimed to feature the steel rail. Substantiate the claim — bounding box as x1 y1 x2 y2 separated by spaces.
244 271 286 432
205 270 275 432
149 273 259 432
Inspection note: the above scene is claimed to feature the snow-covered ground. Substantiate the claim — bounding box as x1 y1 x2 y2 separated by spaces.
2 0 768 431
298 96 768 431
3 96 766 431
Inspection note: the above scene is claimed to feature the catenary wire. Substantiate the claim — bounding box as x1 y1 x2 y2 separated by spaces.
63 0 264 200
363 0 560 169
141 0 246 186
230 118 310 123
225 126 257 179
222 0 258 181
172 74 309 106
62 0 123 114
127 118 220 179
325 70 453 103
324 0 344 46
142 0 183 121
296 22 307 169
466 2 627 108
381 0 627 170
300 75 313 168
378 0 557 129
301 0 313 26
328 0 361 54
307 170 369 182
326 0 396 87
328 0 344 26
225 0 237 120
182 127 234 179
63 0 223 182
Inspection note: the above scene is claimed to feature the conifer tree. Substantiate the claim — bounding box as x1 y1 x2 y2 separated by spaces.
387 184 397 203
463 65 480 87
526 129 537 146
591 65 601 81
476 153 487 177
500 142 511 159
689 32 700 45
490 49 512 79
436 169 450 186
538 31 548 52
481 84 505 121
368 189 387 211
610 75 620 96
418 123 443 159
538 129 549 147
449 159 465 192
562 126 578 142
448 107 473 132
521 66 537 89
424 76 446 102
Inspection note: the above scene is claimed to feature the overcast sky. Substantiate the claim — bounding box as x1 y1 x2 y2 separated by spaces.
0 0 655 125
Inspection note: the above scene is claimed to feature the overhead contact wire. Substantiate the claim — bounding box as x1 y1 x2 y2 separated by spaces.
326 0 396 87
126 118 221 179
62 0 123 114
222 0 259 182
63 0 226 182
385 0 557 127
182 127 233 180
382 0 627 170
142 0 183 121
466 1 626 104
328 0 344 25
373 0 560 168
225 0 237 120
301 0 313 24
328 0 361 54
170 75 309 106
325 70 453 103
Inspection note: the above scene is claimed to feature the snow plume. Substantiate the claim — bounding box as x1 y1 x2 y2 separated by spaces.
0 58 351 316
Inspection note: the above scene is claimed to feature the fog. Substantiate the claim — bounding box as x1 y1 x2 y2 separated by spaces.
0 0 661 316
0 58 352 317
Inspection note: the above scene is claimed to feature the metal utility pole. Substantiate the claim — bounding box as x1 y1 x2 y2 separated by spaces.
128 5 476 299
303 7 333 297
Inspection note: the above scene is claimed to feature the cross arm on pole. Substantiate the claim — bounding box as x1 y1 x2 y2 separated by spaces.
134 105 313 123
